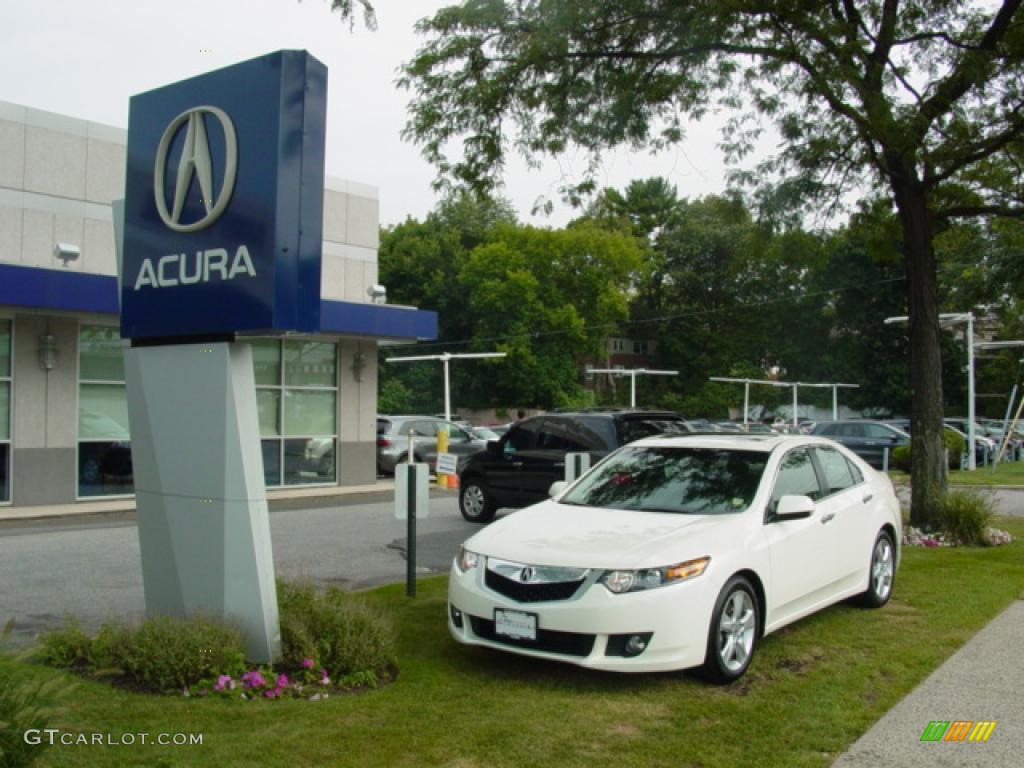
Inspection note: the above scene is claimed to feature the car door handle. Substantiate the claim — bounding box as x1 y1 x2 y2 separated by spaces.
553 462 565 468
862 493 873 504
510 462 523 468
821 512 835 524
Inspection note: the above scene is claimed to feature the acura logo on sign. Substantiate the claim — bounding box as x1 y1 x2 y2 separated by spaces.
520 567 535 583
154 106 238 232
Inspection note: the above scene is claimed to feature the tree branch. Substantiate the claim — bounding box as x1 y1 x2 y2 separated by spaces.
937 204 1024 220
915 0 1023 135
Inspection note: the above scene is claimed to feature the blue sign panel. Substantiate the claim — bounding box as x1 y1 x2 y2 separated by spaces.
121 50 327 340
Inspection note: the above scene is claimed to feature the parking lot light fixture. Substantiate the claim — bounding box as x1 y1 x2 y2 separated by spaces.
587 368 679 407
385 352 507 422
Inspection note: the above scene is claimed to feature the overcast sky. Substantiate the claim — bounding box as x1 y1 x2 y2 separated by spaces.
1 0 736 228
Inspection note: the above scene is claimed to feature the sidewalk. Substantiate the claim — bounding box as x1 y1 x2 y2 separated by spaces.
833 597 1024 767
0 480 399 524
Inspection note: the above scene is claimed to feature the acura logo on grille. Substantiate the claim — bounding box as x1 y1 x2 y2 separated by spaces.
520 567 535 583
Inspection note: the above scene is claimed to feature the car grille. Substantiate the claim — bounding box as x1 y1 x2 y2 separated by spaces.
468 616 596 657
484 569 585 603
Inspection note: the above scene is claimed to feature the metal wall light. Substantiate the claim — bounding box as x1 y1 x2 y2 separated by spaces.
38 332 57 370
352 351 366 382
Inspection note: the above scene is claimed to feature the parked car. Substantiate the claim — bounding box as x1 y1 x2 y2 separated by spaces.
377 416 487 475
884 419 991 468
811 420 909 467
458 411 687 522
448 433 900 680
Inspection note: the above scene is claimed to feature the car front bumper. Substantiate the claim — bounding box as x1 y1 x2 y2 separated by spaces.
447 560 718 673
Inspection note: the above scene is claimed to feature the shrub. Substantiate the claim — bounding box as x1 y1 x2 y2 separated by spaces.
36 618 92 668
889 429 967 471
944 428 967 466
113 616 247 691
938 490 995 545
39 615 247 692
278 581 397 682
1 620 72 767
891 445 911 472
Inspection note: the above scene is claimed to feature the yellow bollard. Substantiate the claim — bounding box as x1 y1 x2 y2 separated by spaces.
436 428 449 488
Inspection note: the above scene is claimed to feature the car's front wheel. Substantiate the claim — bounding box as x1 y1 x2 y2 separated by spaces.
702 576 759 684
857 530 895 608
459 479 496 523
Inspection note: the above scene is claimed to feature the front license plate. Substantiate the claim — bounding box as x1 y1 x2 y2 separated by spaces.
494 609 537 641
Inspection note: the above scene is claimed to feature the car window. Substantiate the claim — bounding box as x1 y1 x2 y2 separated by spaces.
770 448 821 507
446 424 471 441
402 420 437 437
846 456 864 484
376 420 391 435
619 418 684 444
814 446 857 495
840 423 866 438
865 423 897 439
559 446 768 515
532 417 583 452
504 421 540 452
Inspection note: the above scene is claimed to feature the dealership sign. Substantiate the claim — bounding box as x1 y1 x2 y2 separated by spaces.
121 50 327 340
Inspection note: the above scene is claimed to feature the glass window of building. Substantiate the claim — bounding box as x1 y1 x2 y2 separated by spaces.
250 339 338 487
0 319 11 503
78 325 133 497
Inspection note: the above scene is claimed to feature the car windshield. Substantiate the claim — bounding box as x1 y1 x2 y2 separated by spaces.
559 446 768 515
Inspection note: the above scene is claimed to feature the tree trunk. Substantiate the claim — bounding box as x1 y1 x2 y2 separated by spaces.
892 180 947 526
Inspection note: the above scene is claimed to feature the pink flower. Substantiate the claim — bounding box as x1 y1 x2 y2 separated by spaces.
241 670 266 689
214 675 233 691
319 669 331 685
302 658 315 669
264 688 278 698
276 674 289 688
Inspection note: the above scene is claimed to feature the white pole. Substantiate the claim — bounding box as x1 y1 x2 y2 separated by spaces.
792 384 799 428
743 382 750 427
832 385 839 421
443 354 451 423
630 371 637 408
967 314 976 471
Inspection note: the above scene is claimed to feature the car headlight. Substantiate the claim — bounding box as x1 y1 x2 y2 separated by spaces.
601 557 710 594
456 547 480 573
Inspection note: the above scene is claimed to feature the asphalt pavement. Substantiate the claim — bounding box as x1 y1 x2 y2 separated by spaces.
0 489 483 645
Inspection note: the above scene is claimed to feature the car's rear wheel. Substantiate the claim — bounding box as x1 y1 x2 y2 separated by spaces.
702 576 759 684
858 530 895 608
459 479 496 523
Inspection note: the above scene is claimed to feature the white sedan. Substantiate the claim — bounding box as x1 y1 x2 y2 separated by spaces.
448 434 900 682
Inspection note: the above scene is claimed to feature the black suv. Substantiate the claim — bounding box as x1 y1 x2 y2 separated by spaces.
457 411 686 522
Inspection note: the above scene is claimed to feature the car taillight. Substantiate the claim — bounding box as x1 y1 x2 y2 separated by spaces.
377 438 392 447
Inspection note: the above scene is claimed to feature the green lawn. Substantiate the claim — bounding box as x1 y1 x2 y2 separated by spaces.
12 517 1024 768
949 461 1024 486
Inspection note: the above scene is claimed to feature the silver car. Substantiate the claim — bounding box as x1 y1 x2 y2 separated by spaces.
377 416 488 475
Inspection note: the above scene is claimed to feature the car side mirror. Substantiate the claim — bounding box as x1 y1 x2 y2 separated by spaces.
548 481 568 498
775 495 815 521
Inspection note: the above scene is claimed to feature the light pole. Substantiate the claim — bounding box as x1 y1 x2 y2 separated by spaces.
587 367 679 408
385 352 507 422
975 341 1024 464
885 312 976 470
709 377 858 427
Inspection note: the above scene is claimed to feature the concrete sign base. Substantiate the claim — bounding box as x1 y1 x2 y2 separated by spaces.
125 342 280 662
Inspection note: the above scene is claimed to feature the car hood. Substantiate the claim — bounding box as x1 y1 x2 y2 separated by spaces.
463 500 740 570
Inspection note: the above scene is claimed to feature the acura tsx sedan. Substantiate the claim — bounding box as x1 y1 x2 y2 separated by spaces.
448 434 900 682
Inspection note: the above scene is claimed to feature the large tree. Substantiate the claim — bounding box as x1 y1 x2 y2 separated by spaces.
338 0 1023 525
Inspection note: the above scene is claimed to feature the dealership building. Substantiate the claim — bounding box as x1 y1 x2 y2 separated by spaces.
0 99 436 510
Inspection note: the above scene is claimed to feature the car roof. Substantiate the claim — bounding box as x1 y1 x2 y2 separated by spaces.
628 433 828 453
